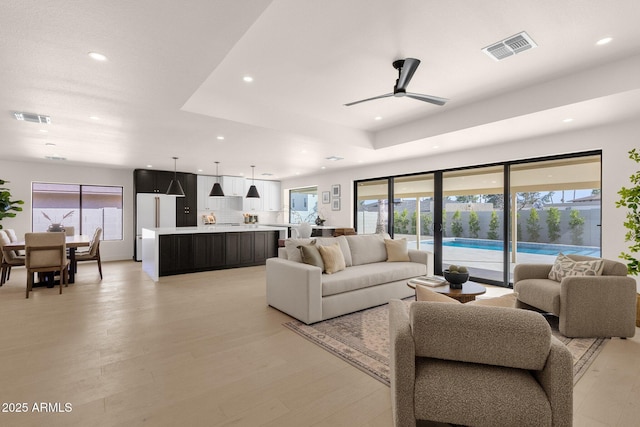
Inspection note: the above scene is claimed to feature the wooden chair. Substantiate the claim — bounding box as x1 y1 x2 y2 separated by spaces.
64 226 75 236
25 232 69 298
1 230 25 285
75 227 102 279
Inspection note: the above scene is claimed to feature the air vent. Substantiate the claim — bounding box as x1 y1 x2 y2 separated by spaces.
325 156 344 161
45 155 66 161
482 31 537 61
14 111 51 124
261 173 274 176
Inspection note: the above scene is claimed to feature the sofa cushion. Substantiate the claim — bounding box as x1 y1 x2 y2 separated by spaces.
548 252 604 282
415 285 461 304
314 236 352 267
384 238 411 262
322 261 426 297
299 242 324 270
284 238 313 262
414 358 552 426
515 278 561 314
345 234 389 266
318 243 346 274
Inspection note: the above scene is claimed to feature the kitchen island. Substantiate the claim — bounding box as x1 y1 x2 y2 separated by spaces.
142 225 288 281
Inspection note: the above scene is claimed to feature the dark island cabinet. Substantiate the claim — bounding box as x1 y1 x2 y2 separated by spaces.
225 232 255 266
158 231 279 276
193 233 225 270
159 234 194 276
254 231 278 263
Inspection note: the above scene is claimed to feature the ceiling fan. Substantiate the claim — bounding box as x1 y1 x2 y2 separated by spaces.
344 58 448 107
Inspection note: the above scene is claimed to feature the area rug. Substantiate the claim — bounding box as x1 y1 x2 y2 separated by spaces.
284 302 609 387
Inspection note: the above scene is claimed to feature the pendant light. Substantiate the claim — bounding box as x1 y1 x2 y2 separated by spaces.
209 161 225 197
246 165 260 198
166 156 185 197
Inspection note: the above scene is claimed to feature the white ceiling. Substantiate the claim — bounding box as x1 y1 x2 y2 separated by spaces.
1 0 639 180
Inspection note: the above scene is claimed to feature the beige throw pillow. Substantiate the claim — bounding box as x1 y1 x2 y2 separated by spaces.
284 238 313 262
318 243 346 274
415 284 461 304
384 238 410 262
469 292 518 308
548 252 605 282
299 242 324 270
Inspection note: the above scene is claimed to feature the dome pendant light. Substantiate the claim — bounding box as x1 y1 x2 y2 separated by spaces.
166 156 185 197
209 161 225 197
246 165 260 198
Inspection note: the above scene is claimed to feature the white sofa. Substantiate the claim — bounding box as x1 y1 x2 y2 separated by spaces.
266 234 433 324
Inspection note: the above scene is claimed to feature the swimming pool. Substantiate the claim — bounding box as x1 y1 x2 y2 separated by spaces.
421 238 601 257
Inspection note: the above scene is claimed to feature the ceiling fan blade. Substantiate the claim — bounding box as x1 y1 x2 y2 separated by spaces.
405 92 449 106
344 93 393 107
396 58 420 91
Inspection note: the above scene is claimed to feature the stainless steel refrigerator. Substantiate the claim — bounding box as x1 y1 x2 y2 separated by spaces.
135 193 176 261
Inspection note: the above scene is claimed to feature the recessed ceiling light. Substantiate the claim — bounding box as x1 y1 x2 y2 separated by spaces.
295 172 300 175
433 145 439 149
357 160 364 163
39 129 48 133
89 116 100 120
216 136 225 140
146 164 153 168
325 156 344 161
563 118 574 123
320 166 326 170
45 142 56 146
301 150 307 154
374 116 382 121
596 37 613 46
197 169 203 173
239 172 244 176
243 76 254 83
88 52 107 61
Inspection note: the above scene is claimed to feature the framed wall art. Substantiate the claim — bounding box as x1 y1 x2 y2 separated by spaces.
332 198 340 211
322 191 330 204
331 184 341 198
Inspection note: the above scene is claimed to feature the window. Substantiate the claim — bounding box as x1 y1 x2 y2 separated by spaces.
289 186 318 223
32 183 123 240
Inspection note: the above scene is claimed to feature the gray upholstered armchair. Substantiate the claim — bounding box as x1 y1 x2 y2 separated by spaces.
389 300 573 427
514 255 637 338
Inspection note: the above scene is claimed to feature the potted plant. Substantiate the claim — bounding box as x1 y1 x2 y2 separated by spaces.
616 148 640 276
0 179 24 229
615 148 640 327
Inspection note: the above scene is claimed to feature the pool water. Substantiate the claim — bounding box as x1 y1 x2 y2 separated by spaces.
421 238 601 257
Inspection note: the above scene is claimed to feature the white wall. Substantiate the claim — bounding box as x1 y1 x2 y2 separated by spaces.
281 119 639 271
0 160 133 261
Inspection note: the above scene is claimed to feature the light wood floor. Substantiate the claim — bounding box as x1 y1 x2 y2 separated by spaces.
0 261 638 426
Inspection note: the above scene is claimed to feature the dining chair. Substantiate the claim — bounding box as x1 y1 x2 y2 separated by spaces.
75 227 103 279
25 232 69 298
64 226 75 236
1 230 25 285
4 228 24 255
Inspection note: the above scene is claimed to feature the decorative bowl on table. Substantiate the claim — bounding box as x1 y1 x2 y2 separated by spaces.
443 265 469 289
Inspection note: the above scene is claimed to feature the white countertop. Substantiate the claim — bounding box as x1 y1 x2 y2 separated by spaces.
261 223 345 229
143 225 288 235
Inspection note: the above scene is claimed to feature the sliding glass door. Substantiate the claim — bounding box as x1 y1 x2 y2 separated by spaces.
353 152 601 287
509 155 601 280
392 174 435 250
442 166 506 283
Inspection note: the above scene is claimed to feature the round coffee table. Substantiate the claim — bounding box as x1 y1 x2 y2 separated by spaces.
408 279 486 303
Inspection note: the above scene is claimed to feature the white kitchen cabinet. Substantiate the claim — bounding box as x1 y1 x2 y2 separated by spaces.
262 180 281 211
243 179 264 211
221 176 245 197
197 175 217 211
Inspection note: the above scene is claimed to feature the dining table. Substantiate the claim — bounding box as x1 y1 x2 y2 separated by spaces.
5 234 91 284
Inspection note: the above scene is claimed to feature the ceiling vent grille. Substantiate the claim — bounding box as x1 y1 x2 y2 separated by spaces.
482 31 537 61
14 111 51 124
